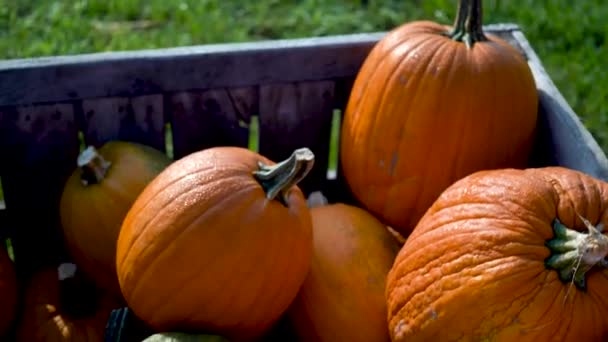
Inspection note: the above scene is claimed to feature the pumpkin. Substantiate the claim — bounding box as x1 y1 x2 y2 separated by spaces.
116 147 315 341
59 140 171 297
15 263 121 342
386 167 608 341
141 332 230 342
288 203 400 342
0 243 18 337
339 0 538 236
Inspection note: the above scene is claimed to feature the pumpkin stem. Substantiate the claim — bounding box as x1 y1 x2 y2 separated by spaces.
57 262 100 317
253 147 315 205
448 0 487 48
78 145 112 186
545 215 608 290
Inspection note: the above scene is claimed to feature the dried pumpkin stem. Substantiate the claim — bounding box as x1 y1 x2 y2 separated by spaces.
253 148 315 205
545 216 608 290
448 0 487 48
78 145 112 186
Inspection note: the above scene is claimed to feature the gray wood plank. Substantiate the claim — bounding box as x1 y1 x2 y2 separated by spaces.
0 103 80 275
81 94 165 151
0 24 520 107
512 30 608 181
258 81 335 195
169 87 257 159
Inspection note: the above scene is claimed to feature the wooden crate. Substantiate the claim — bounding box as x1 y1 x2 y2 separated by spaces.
1 23 607 281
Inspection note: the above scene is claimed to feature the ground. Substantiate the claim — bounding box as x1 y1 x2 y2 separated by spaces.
0 0 606 199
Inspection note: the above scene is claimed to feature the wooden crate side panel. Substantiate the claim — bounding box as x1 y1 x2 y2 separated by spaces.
0 103 80 274
258 81 335 195
0 24 520 107
81 94 166 151
169 87 257 159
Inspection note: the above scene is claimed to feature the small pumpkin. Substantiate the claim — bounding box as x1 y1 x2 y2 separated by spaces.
59 141 171 297
116 147 315 341
288 202 400 342
142 332 230 342
340 0 538 236
0 243 18 337
386 167 608 341
15 263 122 342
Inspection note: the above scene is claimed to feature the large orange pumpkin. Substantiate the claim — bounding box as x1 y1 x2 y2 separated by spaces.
116 147 315 341
15 263 121 342
288 203 400 342
340 0 538 236
0 243 17 337
59 141 171 297
386 167 608 341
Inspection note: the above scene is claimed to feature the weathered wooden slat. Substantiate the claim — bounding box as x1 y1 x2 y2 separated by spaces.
511 31 608 180
0 103 80 275
0 24 520 107
169 87 257 159
81 94 165 151
258 81 335 195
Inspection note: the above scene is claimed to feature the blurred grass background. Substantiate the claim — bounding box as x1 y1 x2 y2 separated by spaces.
0 0 606 200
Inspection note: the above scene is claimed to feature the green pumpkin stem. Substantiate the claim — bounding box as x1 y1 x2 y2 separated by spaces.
545 215 608 290
449 0 487 48
253 147 315 205
78 145 112 186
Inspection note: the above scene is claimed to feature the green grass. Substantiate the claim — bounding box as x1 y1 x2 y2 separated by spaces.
0 0 606 200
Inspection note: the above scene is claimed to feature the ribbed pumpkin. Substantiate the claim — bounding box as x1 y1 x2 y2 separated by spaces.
386 167 608 341
288 203 400 342
116 147 315 341
15 263 121 342
0 243 17 338
340 0 538 236
59 141 171 297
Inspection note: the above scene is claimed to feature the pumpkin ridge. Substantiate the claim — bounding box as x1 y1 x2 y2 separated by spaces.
388 224 550 319
403 205 544 248
344 33 435 186
170 195 270 327
394 40 468 219
119 162 220 228
117 170 243 273
418 40 467 191
116 165 237 269
520 271 563 334
122 178 257 306
390 255 544 337
351 35 441 197
345 28 426 118
233 200 300 328
352 34 434 180
486 270 554 337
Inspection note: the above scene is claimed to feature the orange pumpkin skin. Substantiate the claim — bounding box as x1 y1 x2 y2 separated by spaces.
386 167 608 341
59 141 171 297
0 245 17 337
288 203 400 342
116 147 314 341
340 4 538 236
15 267 121 342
